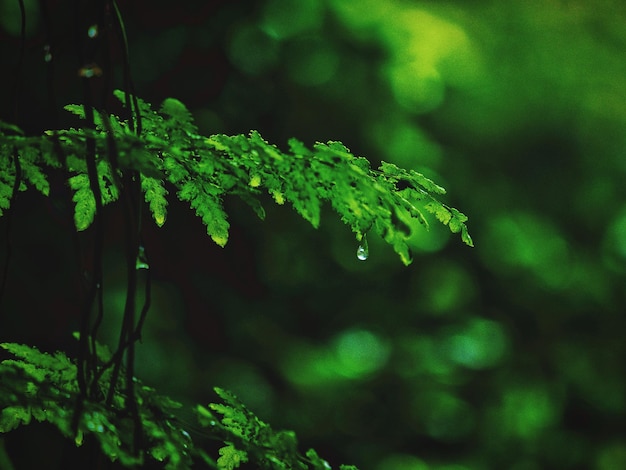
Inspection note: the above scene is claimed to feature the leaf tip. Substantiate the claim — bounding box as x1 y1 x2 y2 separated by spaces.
211 234 228 247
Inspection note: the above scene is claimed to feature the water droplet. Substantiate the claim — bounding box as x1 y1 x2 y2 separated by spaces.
43 44 52 63
87 24 98 38
356 234 369 261
136 245 149 270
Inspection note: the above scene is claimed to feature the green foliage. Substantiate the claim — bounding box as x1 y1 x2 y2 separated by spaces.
0 88 470 468
0 342 354 469
0 128 55 216
0 342 193 468
0 90 471 263
196 388 336 470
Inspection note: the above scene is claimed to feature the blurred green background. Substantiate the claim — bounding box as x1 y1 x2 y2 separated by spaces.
1 0 626 469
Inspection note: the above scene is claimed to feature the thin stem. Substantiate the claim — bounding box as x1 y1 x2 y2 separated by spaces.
112 0 142 135
73 0 105 403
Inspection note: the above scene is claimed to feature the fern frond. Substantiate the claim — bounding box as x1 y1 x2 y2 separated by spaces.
67 158 119 231
205 387 349 470
0 125 54 216
19 146 50 196
1 337 359 469
0 155 15 216
141 174 168 226
2 91 472 261
160 97 198 138
179 180 230 246
217 444 249 470
113 89 166 139
202 130 471 263
209 387 270 442
0 342 195 469
58 91 473 260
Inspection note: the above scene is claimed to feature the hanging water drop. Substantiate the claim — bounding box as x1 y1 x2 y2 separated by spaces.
136 245 150 270
356 234 369 261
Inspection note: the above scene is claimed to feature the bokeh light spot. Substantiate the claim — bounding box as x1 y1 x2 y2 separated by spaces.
333 329 390 379
281 329 390 387
262 0 323 39
484 212 572 288
286 37 339 86
595 442 626 470
369 116 442 169
443 318 508 369
229 24 279 75
418 262 476 314
602 205 626 272
381 8 480 113
386 62 444 113
416 392 475 441
496 385 562 439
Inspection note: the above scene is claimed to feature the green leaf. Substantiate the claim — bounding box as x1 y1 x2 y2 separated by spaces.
160 98 198 134
68 173 96 231
424 201 452 225
0 341 197 468
209 387 268 441
0 156 16 216
20 148 50 196
0 120 24 135
141 175 168 226
67 159 119 231
63 104 86 120
0 406 32 432
216 444 248 470
179 181 229 247
306 449 332 470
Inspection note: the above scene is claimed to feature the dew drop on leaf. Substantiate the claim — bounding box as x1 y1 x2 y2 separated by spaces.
136 245 150 270
356 234 369 261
